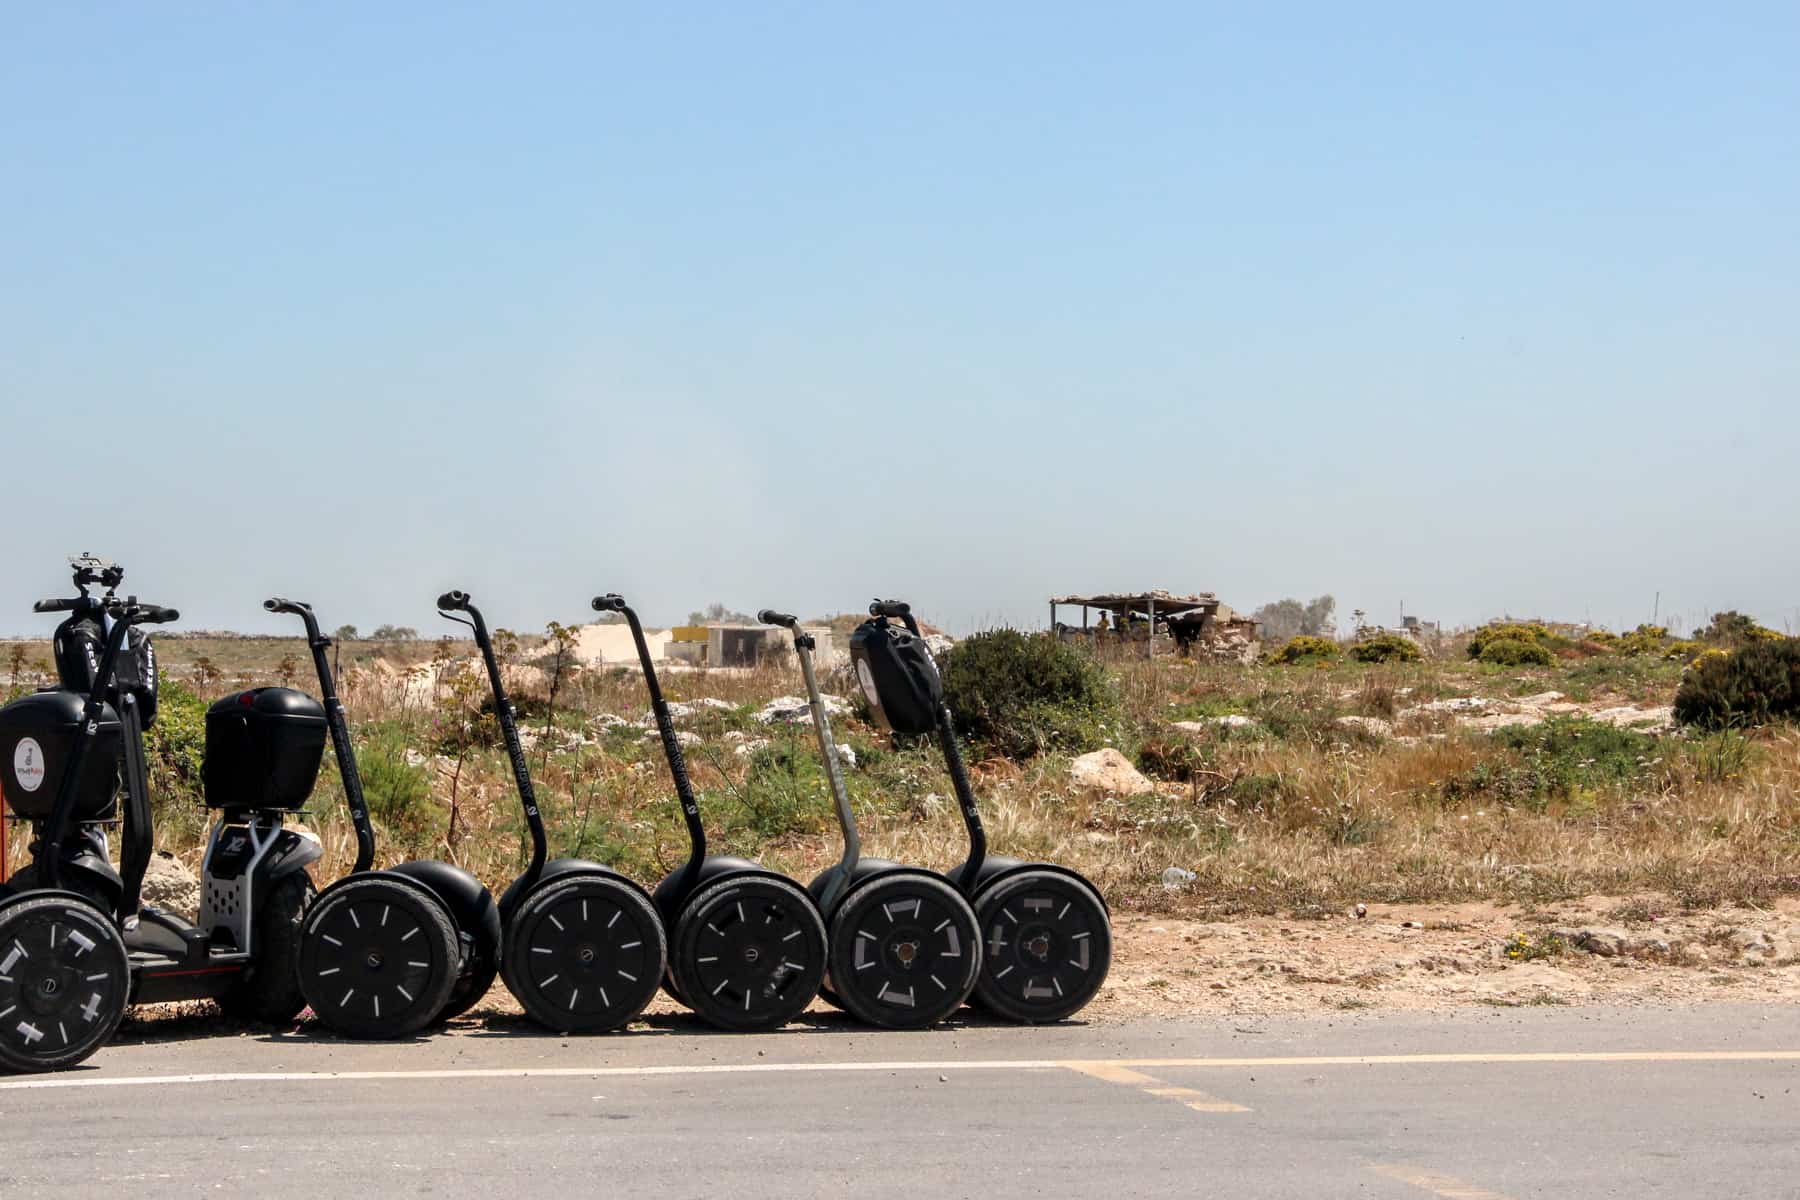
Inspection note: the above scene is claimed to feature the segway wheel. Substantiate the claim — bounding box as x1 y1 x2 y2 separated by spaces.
0 892 129 1074
671 875 826 1032
826 871 979 1030
297 875 460 1040
502 873 665 1034
972 869 1111 1024
219 872 316 1024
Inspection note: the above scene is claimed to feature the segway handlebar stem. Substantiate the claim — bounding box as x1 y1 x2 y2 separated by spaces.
272 598 375 873
878 599 987 881
598 595 707 882
441 592 547 891
770 612 858 910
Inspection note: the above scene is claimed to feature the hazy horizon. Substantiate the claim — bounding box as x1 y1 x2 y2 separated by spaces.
4 6 1795 641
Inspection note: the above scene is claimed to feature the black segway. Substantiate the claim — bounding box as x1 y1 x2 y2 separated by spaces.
0 558 318 1072
277 599 501 1039
759 608 980 1030
437 590 665 1033
594 594 826 1031
851 600 1112 1023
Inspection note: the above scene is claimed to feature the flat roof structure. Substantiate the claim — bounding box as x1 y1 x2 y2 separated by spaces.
1049 591 1225 656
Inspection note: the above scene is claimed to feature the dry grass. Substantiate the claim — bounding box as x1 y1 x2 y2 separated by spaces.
5 635 1798 921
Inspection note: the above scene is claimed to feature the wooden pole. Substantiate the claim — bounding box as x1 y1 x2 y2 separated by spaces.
1147 595 1155 659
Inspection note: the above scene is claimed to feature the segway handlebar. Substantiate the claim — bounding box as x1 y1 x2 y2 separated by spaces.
757 609 797 628
869 599 911 619
437 590 470 612
33 598 77 613
264 597 310 616
590 594 627 613
112 602 179 624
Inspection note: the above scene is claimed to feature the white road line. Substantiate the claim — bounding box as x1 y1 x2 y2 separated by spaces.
3 1049 1796 1092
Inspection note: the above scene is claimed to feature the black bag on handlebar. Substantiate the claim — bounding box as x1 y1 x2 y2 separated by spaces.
848 618 942 736
52 615 159 729
53 616 104 693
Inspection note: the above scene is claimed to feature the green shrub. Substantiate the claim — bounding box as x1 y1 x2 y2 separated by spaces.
1349 633 1422 664
1444 718 1661 810
1615 624 1672 657
733 735 836 840
1466 622 1559 659
145 674 207 822
1476 637 1554 667
938 629 1119 757
1693 611 1785 648
358 731 435 839
1673 639 1800 730
1267 635 1341 666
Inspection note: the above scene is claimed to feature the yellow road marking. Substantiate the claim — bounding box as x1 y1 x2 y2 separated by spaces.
1063 1060 1251 1113
1368 1162 1515 1199
2 1047 1795 1091
1062 1061 1158 1086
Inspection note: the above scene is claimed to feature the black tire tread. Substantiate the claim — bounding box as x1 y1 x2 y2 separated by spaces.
827 871 978 1031
972 869 1111 1024
219 871 315 1024
502 873 666 1034
671 875 826 1032
297 874 460 1040
0 893 130 1074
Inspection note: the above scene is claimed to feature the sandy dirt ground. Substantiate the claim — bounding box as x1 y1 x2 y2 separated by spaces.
111 896 1800 1047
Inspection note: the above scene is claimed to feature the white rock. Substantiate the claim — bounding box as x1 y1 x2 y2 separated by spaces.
1069 748 1154 797
1172 715 1258 734
642 728 702 748
1335 715 1392 738
755 695 850 725
836 744 858 769
141 851 200 920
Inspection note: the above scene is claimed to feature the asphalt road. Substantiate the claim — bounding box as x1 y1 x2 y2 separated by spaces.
2 1003 1797 1198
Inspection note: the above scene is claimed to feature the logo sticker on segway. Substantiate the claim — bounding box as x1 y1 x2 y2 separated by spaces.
13 737 45 792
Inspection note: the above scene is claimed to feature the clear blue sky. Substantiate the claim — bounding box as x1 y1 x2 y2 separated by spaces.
4 4 1796 637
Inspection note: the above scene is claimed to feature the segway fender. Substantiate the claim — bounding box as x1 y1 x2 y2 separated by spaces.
651 855 774 920
387 859 498 936
255 828 322 886
956 856 1110 914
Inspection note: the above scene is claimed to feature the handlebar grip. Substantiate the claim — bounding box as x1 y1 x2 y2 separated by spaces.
138 606 179 624
758 609 797 628
33 599 76 613
869 599 911 619
437 590 469 611
590 594 627 613
264 597 308 615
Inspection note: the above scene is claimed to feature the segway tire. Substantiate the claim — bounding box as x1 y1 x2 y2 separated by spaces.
671 875 826 1032
297 875 460 1039
971 869 1111 1024
501 873 665 1034
0 892 130 1074
219 871 315 1024
826 871 978 1030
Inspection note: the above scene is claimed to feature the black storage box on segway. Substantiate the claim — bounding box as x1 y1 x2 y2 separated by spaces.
848 618 943 735
203 688 327 810
0 691 122 819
